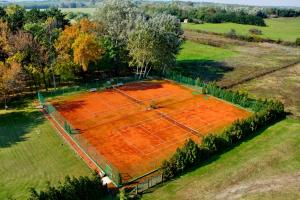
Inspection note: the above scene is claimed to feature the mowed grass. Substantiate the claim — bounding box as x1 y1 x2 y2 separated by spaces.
0 103 91 199
183 17 300 42
177 40 237 61
142 118 300 200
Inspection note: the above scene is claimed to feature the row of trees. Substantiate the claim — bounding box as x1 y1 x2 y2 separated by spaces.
143 4 266 26
258 8 300 18
0 0 182 108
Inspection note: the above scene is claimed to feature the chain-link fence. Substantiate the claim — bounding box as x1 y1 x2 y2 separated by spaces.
38 92 122 186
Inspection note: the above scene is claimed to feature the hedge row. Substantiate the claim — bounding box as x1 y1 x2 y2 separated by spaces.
187 29 300 47
162 99 285 179
202 82 266 112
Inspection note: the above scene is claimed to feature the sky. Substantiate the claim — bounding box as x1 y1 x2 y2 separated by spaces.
181 0 300 7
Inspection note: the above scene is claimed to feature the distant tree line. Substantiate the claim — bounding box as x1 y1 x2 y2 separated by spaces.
143 4 266 26
258 8 300 18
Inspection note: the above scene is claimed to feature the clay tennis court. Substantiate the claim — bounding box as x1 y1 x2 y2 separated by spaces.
51 80 250 183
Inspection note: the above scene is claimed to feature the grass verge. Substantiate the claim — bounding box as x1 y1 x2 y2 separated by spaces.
142 118 300 200
0 102 91 200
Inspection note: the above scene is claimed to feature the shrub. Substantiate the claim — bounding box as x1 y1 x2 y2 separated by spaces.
249 28 262 35
227 29 237 38
195 77 202 87
29 172 108 200
296 38 300 46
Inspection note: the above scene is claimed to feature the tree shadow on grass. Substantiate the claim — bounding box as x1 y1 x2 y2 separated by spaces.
174 60 234 82
0 110 44 149
140 118 285 197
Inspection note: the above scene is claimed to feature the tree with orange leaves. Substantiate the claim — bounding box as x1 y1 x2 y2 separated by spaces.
0 60 25 109
55 18 103 73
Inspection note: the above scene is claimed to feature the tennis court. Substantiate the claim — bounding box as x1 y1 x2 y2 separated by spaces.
51 80 250 183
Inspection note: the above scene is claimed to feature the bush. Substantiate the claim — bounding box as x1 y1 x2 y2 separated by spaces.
29 172 108 200
296 38 300 46
226 29 237 38
249 28 262 35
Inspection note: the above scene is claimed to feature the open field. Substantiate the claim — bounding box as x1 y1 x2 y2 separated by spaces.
0 103 91 200
49 80 250 183
177 40 237 62
59 7 96 14
178 31 300 87
233 63 300 118
142 118 300 200
183 17 300 42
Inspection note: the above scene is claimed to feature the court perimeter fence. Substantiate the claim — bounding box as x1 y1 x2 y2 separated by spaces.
38 91 122 187
37 72 267 191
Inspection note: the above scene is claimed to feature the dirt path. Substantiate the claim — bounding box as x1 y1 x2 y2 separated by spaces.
215 173 300 200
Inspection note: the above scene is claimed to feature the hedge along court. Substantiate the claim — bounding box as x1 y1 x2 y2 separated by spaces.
50 80 250 184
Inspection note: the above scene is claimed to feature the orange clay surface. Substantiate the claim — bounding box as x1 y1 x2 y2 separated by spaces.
51 80 251 182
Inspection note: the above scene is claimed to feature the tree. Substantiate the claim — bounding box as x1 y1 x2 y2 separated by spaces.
128 17 157 78
29 172 108 200
5 5 26 31
0 60 25 109
126 12 182 78
94 0 139 73
55 18 103 73
0 20 10 61
72 33 103 71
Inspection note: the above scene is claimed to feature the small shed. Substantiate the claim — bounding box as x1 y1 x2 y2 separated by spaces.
183 19 189 24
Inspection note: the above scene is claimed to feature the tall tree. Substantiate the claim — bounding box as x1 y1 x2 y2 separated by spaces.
128 13 182 78
94 0 139 73
0 60 25 109
55 18 103 74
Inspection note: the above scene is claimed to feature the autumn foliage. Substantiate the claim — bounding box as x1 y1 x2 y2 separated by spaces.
55 18 103 71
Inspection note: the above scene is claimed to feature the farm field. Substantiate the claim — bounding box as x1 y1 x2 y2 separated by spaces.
60 7 96 14
177 40 237 62
142 118 300 200
49 80 250 184
0 102 91 200
233 63 300 118
178 31 300 87
182 17 300 42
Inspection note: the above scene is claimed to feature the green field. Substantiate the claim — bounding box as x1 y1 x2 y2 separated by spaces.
183 17 300 42
142 118 300 200
0 102 91 199
177 40 237 61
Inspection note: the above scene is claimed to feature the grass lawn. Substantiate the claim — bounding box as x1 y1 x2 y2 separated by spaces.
233 64 300 118
183 17 300 42
177 40 237 62
0 102 91 200
142 118 300 200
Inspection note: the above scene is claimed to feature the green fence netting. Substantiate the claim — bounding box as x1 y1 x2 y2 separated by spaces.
38 92 122 186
